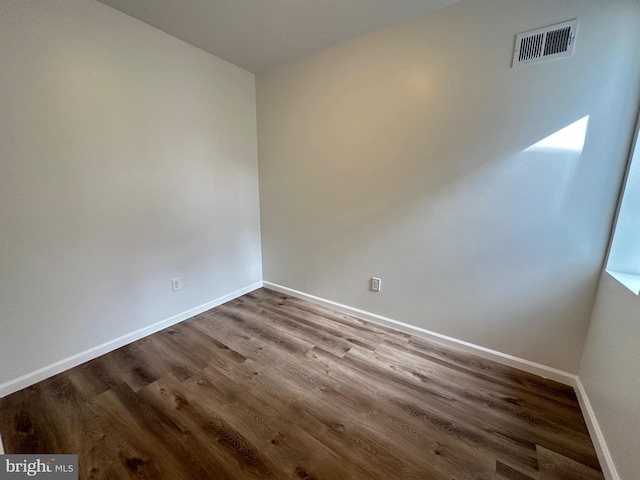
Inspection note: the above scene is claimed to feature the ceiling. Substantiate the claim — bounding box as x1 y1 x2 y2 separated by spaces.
97 0 461 73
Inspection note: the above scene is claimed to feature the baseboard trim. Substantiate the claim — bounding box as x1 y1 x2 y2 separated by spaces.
0 281 263 398
573 378 620 480
263 282 577 386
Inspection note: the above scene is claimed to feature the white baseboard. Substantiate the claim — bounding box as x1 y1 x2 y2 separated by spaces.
263 282 577 386
0 281 263 399
573 378 620 480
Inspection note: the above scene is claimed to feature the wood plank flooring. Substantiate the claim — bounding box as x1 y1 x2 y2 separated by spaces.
0 288 604 479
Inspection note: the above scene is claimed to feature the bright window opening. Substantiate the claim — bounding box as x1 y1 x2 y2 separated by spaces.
606 113 640 294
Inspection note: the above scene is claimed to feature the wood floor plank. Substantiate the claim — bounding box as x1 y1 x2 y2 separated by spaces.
240 296 383 352
201 331 497 480
90 386 201 480
277 353 497 479
94 343 167 393
158 322 246 373
221 359 433 480
0 377 131 480
496 461 536 480
250 290 411 342
537 445 604 480
136 332 208 383
407 335 579 407
369 341 599 469
377 339 589 435
135 375 282 480
340 346 541 477
216 304 315 356
0 288 604 480
177 367 374 480
230 302 354 357
187 312 269 360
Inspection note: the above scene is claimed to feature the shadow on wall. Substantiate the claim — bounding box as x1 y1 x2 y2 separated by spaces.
289 114 596 366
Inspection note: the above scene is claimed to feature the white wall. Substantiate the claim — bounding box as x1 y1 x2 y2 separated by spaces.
580 273 640 480
0 0 262 387
257 0 640 372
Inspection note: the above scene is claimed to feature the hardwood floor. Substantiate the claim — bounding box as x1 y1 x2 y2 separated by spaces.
0 288 603 479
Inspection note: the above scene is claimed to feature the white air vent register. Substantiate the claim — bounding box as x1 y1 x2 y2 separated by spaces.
512 20 577 67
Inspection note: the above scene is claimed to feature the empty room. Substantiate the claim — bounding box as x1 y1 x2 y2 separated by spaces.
1 0 639 479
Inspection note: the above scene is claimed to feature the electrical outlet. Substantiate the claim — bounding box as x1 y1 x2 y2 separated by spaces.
171 277 182 292
370 277 381 292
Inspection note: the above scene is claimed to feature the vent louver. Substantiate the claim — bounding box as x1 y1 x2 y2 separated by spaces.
512 20 577 67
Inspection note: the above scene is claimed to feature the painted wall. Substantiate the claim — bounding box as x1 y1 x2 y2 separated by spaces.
0 0 262 386
580 273 640 480
257 0 640 372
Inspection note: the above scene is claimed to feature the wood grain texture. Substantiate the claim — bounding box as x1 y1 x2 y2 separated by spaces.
0 288 604 479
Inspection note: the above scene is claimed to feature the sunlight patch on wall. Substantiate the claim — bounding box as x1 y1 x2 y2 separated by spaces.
510 116 589 218
525 116 589 152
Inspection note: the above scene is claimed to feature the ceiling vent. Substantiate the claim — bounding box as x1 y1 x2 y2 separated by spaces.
512 20 577 67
